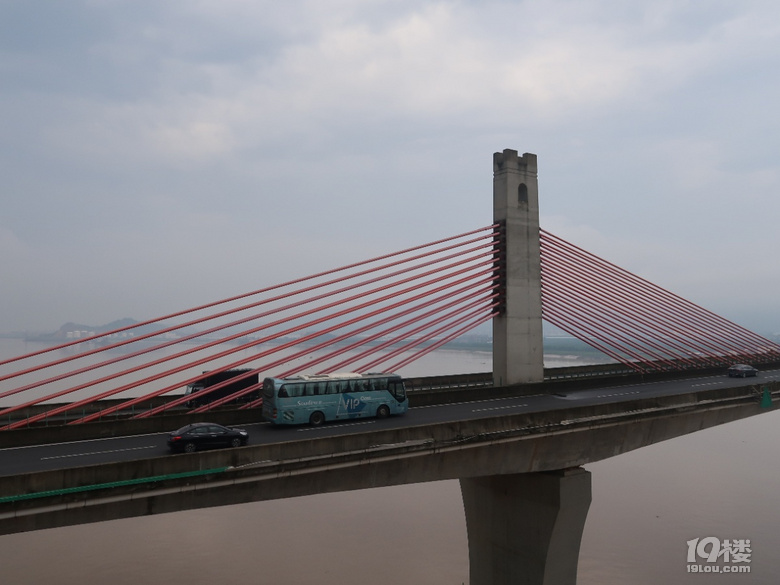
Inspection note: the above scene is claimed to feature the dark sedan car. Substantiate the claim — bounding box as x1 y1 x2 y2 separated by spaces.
727 364 759 378
167 422 249 453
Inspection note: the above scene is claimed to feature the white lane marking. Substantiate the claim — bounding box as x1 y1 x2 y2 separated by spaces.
414 394 544 411
596 391 641 399
472 404 528 413
691 382 725 388
296 421 376 432
40 445 158 461
0 434 168 452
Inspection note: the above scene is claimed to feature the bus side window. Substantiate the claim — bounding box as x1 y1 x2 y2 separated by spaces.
304 383 314 396
278 385 289 398
376 378 388 391
325 381 337 395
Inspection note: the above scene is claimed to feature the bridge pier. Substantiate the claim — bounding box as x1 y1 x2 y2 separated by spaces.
460 467 592 585
493 149 544 386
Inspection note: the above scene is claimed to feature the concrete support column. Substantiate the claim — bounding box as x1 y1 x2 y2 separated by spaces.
460 468 592 585
493 149 544 386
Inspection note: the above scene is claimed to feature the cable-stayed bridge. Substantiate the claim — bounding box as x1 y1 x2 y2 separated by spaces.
1 149 778 585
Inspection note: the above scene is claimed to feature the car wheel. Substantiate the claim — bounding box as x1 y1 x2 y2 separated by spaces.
376 404 390 419
230 438 242 448
309 411 325 426
184 442 197 453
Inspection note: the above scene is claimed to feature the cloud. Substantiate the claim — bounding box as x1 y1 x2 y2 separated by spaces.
2 0 780 335
7 2 720 165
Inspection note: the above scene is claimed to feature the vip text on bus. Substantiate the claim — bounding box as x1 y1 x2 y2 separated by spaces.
262 372 408 426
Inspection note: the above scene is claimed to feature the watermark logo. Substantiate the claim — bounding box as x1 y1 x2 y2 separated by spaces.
687 537 752 574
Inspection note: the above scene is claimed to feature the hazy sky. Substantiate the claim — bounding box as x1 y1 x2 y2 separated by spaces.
2 0 779 334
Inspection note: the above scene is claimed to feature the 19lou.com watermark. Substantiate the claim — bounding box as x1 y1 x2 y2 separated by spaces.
687 537 752 574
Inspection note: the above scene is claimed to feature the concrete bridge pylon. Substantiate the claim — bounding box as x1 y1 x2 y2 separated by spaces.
460 149 590 585
492 149 544 386
461 468 592 585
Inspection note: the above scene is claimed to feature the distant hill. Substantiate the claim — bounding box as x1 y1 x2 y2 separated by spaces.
62 318 138 332
24 318 164 342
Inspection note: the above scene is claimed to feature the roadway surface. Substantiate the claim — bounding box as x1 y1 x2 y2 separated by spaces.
0 370 775 477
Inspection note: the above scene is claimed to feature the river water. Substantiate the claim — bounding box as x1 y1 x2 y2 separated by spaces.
0 338 778 584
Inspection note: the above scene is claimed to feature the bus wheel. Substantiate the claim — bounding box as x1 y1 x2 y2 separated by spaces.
309 411 325 426
376 405 390 419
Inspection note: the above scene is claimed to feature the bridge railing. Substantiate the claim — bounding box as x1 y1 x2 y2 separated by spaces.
542 363 635 379
0 396 188 429
402 363 657 393
403 372 493 393
402 363 647 393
